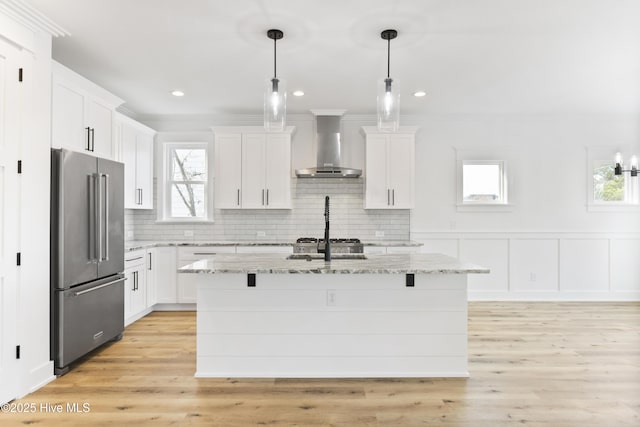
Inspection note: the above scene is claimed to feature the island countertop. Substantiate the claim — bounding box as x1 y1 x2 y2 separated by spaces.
179 253 489 275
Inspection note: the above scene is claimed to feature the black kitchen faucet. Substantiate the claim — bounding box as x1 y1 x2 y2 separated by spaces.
318 196 331 261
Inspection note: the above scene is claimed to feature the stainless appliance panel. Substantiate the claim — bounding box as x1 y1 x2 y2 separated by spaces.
52 149 99 289
53 274 124 373
96 158 125 278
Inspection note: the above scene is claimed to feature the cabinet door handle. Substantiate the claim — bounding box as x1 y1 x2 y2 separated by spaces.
140 188 143 205
90 128 95 152
387 189 390 206
132 271 137 291
148 252 152 270
266 189 269 206
262 189 265 206
392 189 395 206
237 189 240 206
86 127 91 151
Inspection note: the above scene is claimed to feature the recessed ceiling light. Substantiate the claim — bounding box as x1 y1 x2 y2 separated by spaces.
171 90 185 97
413 91 426 97
293 90 305 97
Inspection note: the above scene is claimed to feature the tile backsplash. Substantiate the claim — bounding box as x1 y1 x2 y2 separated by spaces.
126 178 410 242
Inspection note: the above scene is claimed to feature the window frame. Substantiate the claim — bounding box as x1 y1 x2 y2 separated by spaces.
460 160 508 205
454 146 514 213
157 141 214 223
586 147 640 212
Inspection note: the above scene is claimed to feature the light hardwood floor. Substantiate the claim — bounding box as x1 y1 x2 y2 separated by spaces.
2 302 639 426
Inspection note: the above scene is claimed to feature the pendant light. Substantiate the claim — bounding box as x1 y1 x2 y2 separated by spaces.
264 29 286 131
377 29 400 132
615 152 638 177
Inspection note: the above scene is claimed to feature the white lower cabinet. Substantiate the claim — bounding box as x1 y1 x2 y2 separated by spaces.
124 250 148 325
148 246 178 305
177 246 236 303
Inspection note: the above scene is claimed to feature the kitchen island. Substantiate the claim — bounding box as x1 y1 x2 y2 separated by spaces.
179 253 488 378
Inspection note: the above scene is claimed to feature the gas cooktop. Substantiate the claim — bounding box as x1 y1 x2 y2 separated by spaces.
294 237 363 254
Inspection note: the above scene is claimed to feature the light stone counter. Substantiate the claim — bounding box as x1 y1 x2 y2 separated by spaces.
125 240 423 252
179 253 487 275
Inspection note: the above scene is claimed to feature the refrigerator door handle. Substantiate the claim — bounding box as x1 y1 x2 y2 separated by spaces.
96 172 103 262
88 174 96 262
73 277 124 296
101 174 110 261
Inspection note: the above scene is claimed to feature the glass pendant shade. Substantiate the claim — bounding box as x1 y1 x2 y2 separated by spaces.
377 77 400 132
264 77 286 131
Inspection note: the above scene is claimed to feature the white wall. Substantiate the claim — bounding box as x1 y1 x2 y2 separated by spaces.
409 114 640 232
407 114 640 300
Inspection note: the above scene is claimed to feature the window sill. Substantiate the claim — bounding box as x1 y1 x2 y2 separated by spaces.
456 203 514 213
587 204 640 213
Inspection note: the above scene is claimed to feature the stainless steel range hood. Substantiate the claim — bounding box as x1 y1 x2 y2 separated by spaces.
295 111 362 178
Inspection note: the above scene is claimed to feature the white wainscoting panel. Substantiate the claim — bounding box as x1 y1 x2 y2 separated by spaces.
509 239 559 292
610 239 640 292
412 231 640 301
559 239 609 292
459 239 509 292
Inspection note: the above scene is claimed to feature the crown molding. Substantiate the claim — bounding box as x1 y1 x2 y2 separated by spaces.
0 0 69 37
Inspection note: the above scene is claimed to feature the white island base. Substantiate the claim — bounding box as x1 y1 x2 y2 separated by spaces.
188 272 469 378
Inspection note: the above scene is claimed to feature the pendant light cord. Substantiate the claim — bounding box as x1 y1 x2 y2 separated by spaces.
274 37 277 79
387 37 391 79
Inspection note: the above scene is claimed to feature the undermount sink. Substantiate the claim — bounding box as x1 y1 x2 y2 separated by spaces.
286 254 368 261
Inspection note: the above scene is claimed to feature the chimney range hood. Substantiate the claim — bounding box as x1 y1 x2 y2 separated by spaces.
295 111 362 178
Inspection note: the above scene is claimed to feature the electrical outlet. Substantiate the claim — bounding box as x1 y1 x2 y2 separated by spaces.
327 290 336 306
256 231 266 237
184 230 194 237
375 231 385 237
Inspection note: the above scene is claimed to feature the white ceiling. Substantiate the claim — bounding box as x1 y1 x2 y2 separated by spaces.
28 0 640 117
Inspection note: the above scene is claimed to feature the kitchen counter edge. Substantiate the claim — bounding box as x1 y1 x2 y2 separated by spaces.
125 240 423 252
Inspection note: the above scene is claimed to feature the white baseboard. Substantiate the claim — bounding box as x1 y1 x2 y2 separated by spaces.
469 291 640 301
152 303 196 311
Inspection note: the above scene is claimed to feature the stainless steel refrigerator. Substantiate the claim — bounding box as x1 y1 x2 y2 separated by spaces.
51 148 125 375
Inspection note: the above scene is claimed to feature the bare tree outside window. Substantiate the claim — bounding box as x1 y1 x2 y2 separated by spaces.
169 147 207 218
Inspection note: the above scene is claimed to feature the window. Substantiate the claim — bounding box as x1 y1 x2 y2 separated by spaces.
461 160 508 204
159 142 212 221
593 161 624 202
591 160 638 205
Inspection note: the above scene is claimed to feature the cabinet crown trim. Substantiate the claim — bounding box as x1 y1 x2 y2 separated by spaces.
115 112 157 135
211 126 296 135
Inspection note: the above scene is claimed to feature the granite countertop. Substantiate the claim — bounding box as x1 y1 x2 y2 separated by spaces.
178 253 488 275
125 240 423 252
125 241 295 251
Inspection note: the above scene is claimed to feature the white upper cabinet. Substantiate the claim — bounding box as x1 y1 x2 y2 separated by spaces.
114 112 156 209
214 133 242 208
51 61 123 159
361 127 418 209
213 126 294 210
